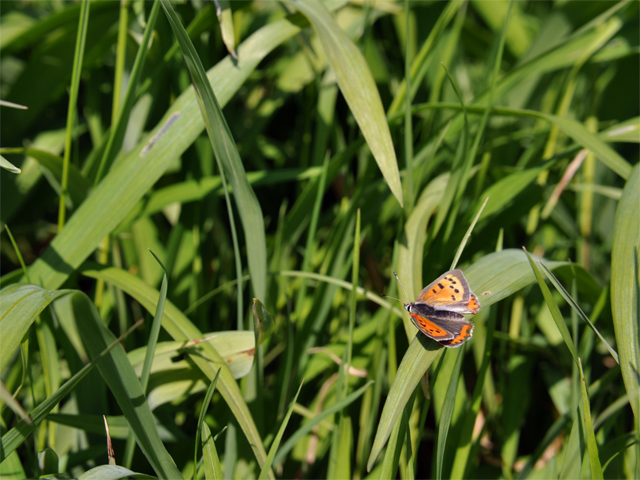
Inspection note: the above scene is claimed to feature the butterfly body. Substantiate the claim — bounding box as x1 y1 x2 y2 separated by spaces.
389 269 479 348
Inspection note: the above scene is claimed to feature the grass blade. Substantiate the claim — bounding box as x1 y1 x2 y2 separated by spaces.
610 164 640 423
290 0 403 206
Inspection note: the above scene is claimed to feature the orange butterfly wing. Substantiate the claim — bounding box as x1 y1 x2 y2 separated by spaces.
416 269 480 314
409 312 454 341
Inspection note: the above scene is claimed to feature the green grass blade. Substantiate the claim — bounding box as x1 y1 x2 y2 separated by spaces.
290 0 403 206
160 0 266 311
0 285 70 373
215 0 237 58
258 380 304 480
540 262 618 363
79 263 269 474
610 164 640 423
0 155 21 173
58 0 89 230
201 422 224 480
94 0 161 184
523 247 579 365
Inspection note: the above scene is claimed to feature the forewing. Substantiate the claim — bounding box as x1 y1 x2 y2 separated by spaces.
417 269 480 314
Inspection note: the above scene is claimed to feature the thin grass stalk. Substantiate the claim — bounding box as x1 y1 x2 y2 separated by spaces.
57 0 90 231
403 0 414 214
113 0 129 121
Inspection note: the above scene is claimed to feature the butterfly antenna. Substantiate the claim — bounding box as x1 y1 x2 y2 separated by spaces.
392 272 411 301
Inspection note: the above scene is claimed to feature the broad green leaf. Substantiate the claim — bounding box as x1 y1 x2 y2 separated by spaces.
289 0 403 206
80 263 269 475
611 164 640 423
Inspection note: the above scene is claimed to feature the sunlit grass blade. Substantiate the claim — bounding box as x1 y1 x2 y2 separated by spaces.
215 0 237 59
258 380 304 480
201 422 224 480
289 0 403 206
610 164 640 423
0 155 21 173
58 0 89 230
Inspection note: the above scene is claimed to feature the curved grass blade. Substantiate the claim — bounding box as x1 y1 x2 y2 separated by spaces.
80 264 270 476
0 284 70 372
160 0 266 313
77 465 156 479
610 164 640 423
289 0 403 206
0 155 21 174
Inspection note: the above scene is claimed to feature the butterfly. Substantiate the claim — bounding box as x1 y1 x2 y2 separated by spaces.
383 269 480 348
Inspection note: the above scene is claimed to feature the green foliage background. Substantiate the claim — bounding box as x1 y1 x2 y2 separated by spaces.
1 0 638 478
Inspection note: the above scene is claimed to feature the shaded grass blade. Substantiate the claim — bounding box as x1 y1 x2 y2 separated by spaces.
58 0 89 230
290 0 403 206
